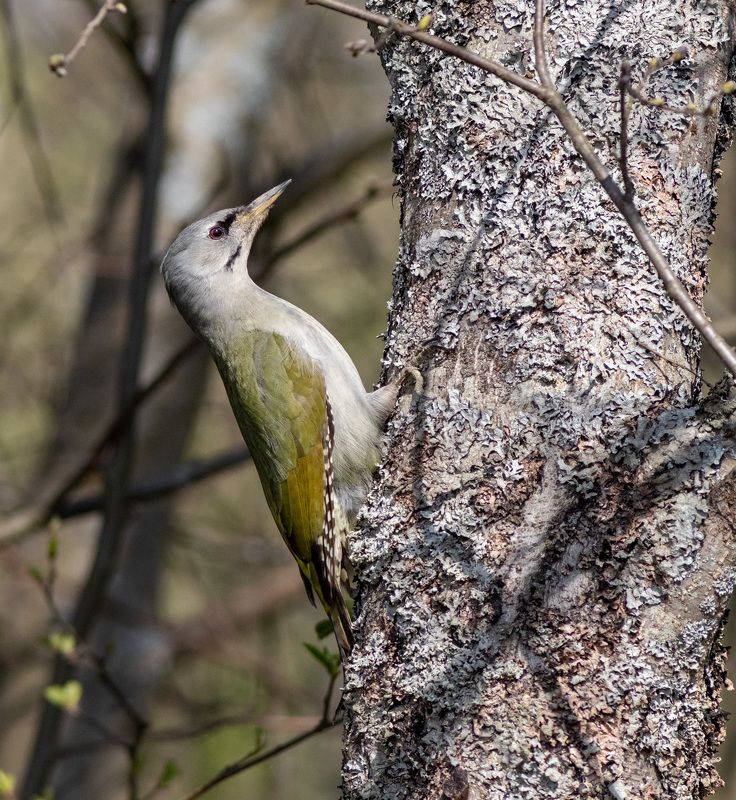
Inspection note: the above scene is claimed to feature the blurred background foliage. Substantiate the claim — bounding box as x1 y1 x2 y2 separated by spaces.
0 1 735 799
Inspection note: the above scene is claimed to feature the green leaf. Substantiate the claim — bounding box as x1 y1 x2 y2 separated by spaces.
43 680 82 714
46 632 76 657
47 534 58 562
303 643 341 677
0 770 16 797
314 619 334 640
28 567 44 585
158 759 179 787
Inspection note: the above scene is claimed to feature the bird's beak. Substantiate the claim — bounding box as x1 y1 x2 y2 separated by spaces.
238 180 291 221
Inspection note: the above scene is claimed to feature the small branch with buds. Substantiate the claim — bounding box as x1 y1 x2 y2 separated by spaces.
49 0 128 77
623 47 736 118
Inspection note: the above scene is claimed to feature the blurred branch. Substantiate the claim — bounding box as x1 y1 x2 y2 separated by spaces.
176 678 340 800
52 713 322 761
48 0 129 78
307 0 736 379
57 446 250 518
29 533 150 792
265 127 392 222
262 180 391 270
0 338 200 550
168 565 303 657
20 2 200 796
0 0 63 224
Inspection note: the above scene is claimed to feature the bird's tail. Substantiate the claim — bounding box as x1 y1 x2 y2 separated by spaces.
330 590 354 658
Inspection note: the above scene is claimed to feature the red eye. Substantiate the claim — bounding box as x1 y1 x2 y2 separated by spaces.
208 225 225 240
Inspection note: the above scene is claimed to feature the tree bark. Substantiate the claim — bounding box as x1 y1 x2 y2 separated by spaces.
344 2 736 798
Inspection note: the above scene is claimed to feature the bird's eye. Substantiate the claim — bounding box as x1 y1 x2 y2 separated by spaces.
208 225 225 240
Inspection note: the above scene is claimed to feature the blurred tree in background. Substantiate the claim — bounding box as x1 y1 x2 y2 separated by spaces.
0 1 736 799
0 1 396 797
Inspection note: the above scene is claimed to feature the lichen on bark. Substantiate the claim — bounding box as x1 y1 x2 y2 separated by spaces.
343 1 736 798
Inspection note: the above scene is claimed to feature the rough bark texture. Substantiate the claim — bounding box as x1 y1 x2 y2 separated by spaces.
344 1 736 798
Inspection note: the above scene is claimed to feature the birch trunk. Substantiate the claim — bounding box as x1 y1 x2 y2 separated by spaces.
344 1 736 798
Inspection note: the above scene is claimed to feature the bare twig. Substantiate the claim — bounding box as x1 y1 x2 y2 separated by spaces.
623 46 735 119
48 0 128 78
79 0 151 94
626 81 732 118
306 0 546 100
532 0 553 89
307 0 736 379
0 0 63 224
175 676 340 800
618 61 635 201
176 729 333 800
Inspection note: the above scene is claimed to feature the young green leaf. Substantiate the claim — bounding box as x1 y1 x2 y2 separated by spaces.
0 770 16 798
314 619 334 640
43 680 82 714
159 759 179 787
303 643 341 677
46 632 76 657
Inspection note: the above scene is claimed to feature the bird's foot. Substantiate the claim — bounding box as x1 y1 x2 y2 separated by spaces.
392 364 424 396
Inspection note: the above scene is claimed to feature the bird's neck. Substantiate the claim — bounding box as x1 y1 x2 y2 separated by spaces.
185 274 287 359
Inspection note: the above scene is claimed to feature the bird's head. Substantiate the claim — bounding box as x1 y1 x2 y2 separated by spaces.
160 180 290 328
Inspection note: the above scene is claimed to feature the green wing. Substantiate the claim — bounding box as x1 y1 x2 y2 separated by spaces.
215 331 337 603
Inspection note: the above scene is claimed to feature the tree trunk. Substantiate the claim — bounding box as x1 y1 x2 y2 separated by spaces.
344 2 736 798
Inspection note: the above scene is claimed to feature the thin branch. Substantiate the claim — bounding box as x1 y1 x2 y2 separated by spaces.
176 676 340 800
305 0 548 101
176 729 332 800
622 46 734 119
57 447 250 519
262 181 391 269
532 0 553 89
307 0 736 380
48 0 127 78
78 0 151 94
618 61 635 201
0 0 63 224
626 81 730 118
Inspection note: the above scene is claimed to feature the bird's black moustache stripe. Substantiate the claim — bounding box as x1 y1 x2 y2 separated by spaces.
224 244 242 271
220 210 237 232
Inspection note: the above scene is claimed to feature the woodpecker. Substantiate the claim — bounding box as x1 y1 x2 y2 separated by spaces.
161 181 411 655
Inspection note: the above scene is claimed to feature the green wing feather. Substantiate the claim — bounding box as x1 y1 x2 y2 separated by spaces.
213 330 352 651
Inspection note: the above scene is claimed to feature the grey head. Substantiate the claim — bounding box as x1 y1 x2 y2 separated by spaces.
160 180 290 333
